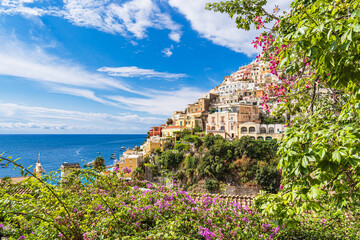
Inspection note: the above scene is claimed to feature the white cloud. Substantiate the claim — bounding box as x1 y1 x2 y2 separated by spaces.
0 0 182 42
169 31 181 42
108 87 205 115
97 65 186 79
49 86 118 106
168 0 291 56
162 45 173 57
0 37 133 92
0 102 165 133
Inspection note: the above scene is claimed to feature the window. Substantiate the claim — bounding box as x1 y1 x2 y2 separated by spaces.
211 126 215 130
231 126 234 130
221 116 225 122
241 127 247 133
220 126 225 130
212 117 215 123
269 127 274 133
249 127 255 133
260 127 266 133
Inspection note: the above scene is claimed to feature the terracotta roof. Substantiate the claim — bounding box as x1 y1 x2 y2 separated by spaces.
190 110 205 114
163 126 184 129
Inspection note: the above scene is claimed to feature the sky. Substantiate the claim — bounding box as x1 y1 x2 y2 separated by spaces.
0 0 291 134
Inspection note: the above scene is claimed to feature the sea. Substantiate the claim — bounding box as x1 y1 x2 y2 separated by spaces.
0 134 147 178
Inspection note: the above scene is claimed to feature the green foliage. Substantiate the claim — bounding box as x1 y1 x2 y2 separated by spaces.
182 135 202 148
180 129 191 139
157 151 183 170
163 142 174 151
154 147 162 155
93 156 105 172
255 164 281 193
166 118 173 125
193 121 201 132
184 155 198 170
207 0 360 225
233 137 278 162
174 143 190 152
204 179 220 192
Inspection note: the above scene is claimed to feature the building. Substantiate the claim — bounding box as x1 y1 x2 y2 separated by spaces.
116 150 144 179
161 125 185 137
186 93 218 114
148 125 166 137
206 104 260 140
238 122 284 140
142 136 169 157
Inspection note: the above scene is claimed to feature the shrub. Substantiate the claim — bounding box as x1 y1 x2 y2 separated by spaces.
204 179 220 192
255 165 281 193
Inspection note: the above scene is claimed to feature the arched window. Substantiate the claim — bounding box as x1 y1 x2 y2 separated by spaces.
241 127 247 133
269 127 274 133
249 127 255 133
266 136 273 141
211 126 215 130
257 136 264 140
220 126 225 131
260 127 266 133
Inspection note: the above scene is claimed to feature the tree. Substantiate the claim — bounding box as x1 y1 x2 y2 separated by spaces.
207 0 360 225
93 156 105 172
166 118 173 126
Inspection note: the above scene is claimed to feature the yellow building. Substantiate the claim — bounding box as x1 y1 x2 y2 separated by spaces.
161 125 185 137
116 150 144 179
142 136 169 157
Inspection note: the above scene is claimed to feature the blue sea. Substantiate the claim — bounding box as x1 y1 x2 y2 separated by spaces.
0 134 147 178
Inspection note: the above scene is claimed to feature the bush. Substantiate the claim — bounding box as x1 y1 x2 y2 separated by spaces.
174 143 190 152
205 179 220 192
255 165 281 193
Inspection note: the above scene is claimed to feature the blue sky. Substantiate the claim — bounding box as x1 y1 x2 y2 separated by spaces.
0 0 290 134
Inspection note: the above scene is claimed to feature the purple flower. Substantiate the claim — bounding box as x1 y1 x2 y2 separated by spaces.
74 207 77 213
122 167 132 174
242 217 249 223
0 224 3 228
59 233 63 237
199 226 215 240
20 236 26 240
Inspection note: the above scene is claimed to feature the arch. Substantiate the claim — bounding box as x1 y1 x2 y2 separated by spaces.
249 127 255 133
269 127 274 133
265 136 273 141
250 136 256 140
211 126 215 130
241 127 247 133
260 127 266 133
257 136 264 140
220 126 225 131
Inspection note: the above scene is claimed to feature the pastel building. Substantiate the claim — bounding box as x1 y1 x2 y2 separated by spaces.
206 104 260 139
238 123 284 140
142 136 169 157
116 150 144 179
162 125 185 137
148 124 166 137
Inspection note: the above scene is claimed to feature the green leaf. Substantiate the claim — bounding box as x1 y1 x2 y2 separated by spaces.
354 24 360 33
332 151 341 162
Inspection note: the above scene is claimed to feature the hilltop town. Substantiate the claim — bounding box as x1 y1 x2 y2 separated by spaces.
116 60 284 193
